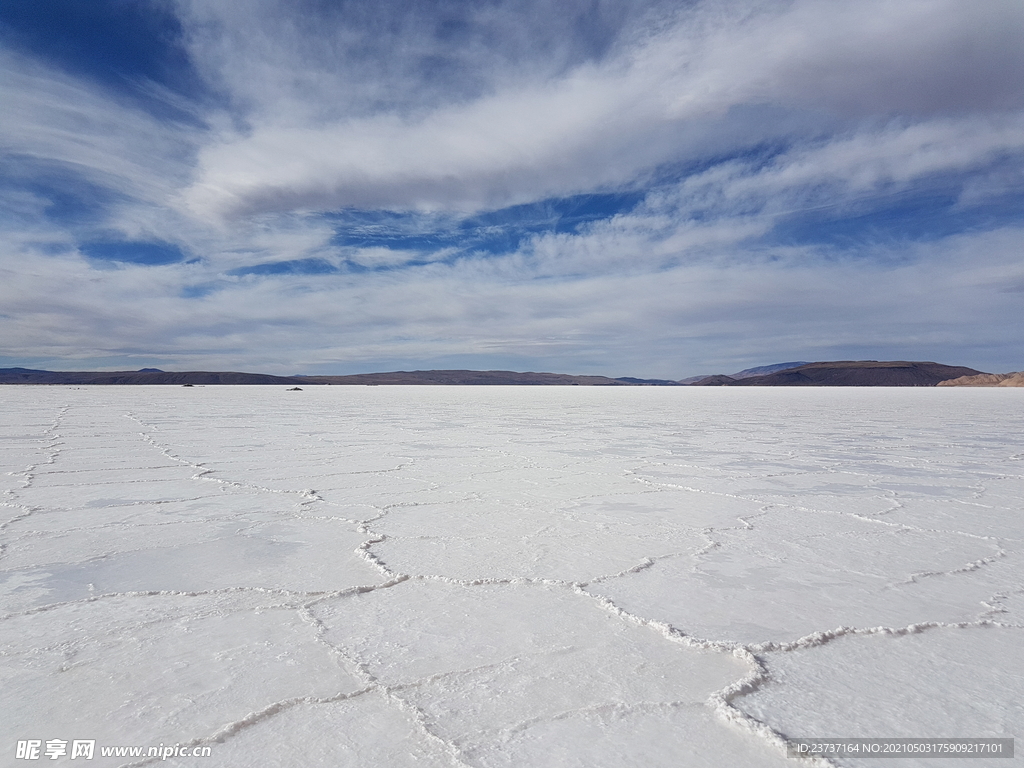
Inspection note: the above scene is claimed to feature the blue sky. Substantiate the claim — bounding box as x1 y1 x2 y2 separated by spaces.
1 0 1023 378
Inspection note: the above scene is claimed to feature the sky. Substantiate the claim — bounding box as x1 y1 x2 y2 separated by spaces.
1 0 1023 378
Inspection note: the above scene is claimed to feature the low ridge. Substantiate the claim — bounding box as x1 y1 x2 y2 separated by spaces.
692 361 985 387
0 368 670 386
938 372 1024 387
1 361 1000 387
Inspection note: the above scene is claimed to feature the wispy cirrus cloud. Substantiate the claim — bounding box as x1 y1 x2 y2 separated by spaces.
177 0 1024 219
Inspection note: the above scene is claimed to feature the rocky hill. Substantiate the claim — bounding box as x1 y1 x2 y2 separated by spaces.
937 372 1024 387
678 361 807 384
691 361 985 387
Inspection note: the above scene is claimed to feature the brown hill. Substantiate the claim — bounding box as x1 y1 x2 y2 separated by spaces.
690 375 739 386
0 368 298 385
721 361 985 387
2 363 993 387
937 371 1024 387
0 368 659 386
301 370 632 385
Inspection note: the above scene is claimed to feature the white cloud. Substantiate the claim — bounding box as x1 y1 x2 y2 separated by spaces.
0 51 196 206
177 0 1024 219
3 218 1023 376
666 115 1024 223
688 0 1024 116
2 0 1023 376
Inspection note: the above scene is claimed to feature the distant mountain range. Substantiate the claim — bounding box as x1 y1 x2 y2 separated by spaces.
0 368 302 385
679 361 809 384
2 361 1018 386
0 367 673 386
688 361 985 387
298 370 676 386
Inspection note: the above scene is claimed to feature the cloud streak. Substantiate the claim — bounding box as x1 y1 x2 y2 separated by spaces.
179 0 1024 218
0 0 1022 376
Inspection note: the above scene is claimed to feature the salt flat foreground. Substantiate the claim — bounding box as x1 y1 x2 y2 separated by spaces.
1 386 1021 767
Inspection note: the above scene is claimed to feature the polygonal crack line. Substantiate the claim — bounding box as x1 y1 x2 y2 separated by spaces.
734 495 1012 560
570 584 837 765
359 498 465 530
124 415 221 477
355 533 407 580
4 587 428 754
628 476 765 507
890 547 1007 588
870 492 906 517
298 600 474 768
692 527 725 557
727 619 1024 764
593 573 1024 753
356 501 716 588
294 511 368 526
482 699 710 750
0 503 54 564
302 573 762 761
585 552 687 585
978 592 1011 620
978 587 1024 624
124 413 375 525
733 508 771 531
410 572 576 590
9 409 67 494
116 687 380 768
733 495 1011 573
747 617 1013 656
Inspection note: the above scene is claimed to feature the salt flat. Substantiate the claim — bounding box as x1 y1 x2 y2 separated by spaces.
1 386 1021 767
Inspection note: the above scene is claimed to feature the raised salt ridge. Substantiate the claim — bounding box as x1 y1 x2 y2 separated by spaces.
1 386 1021 766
